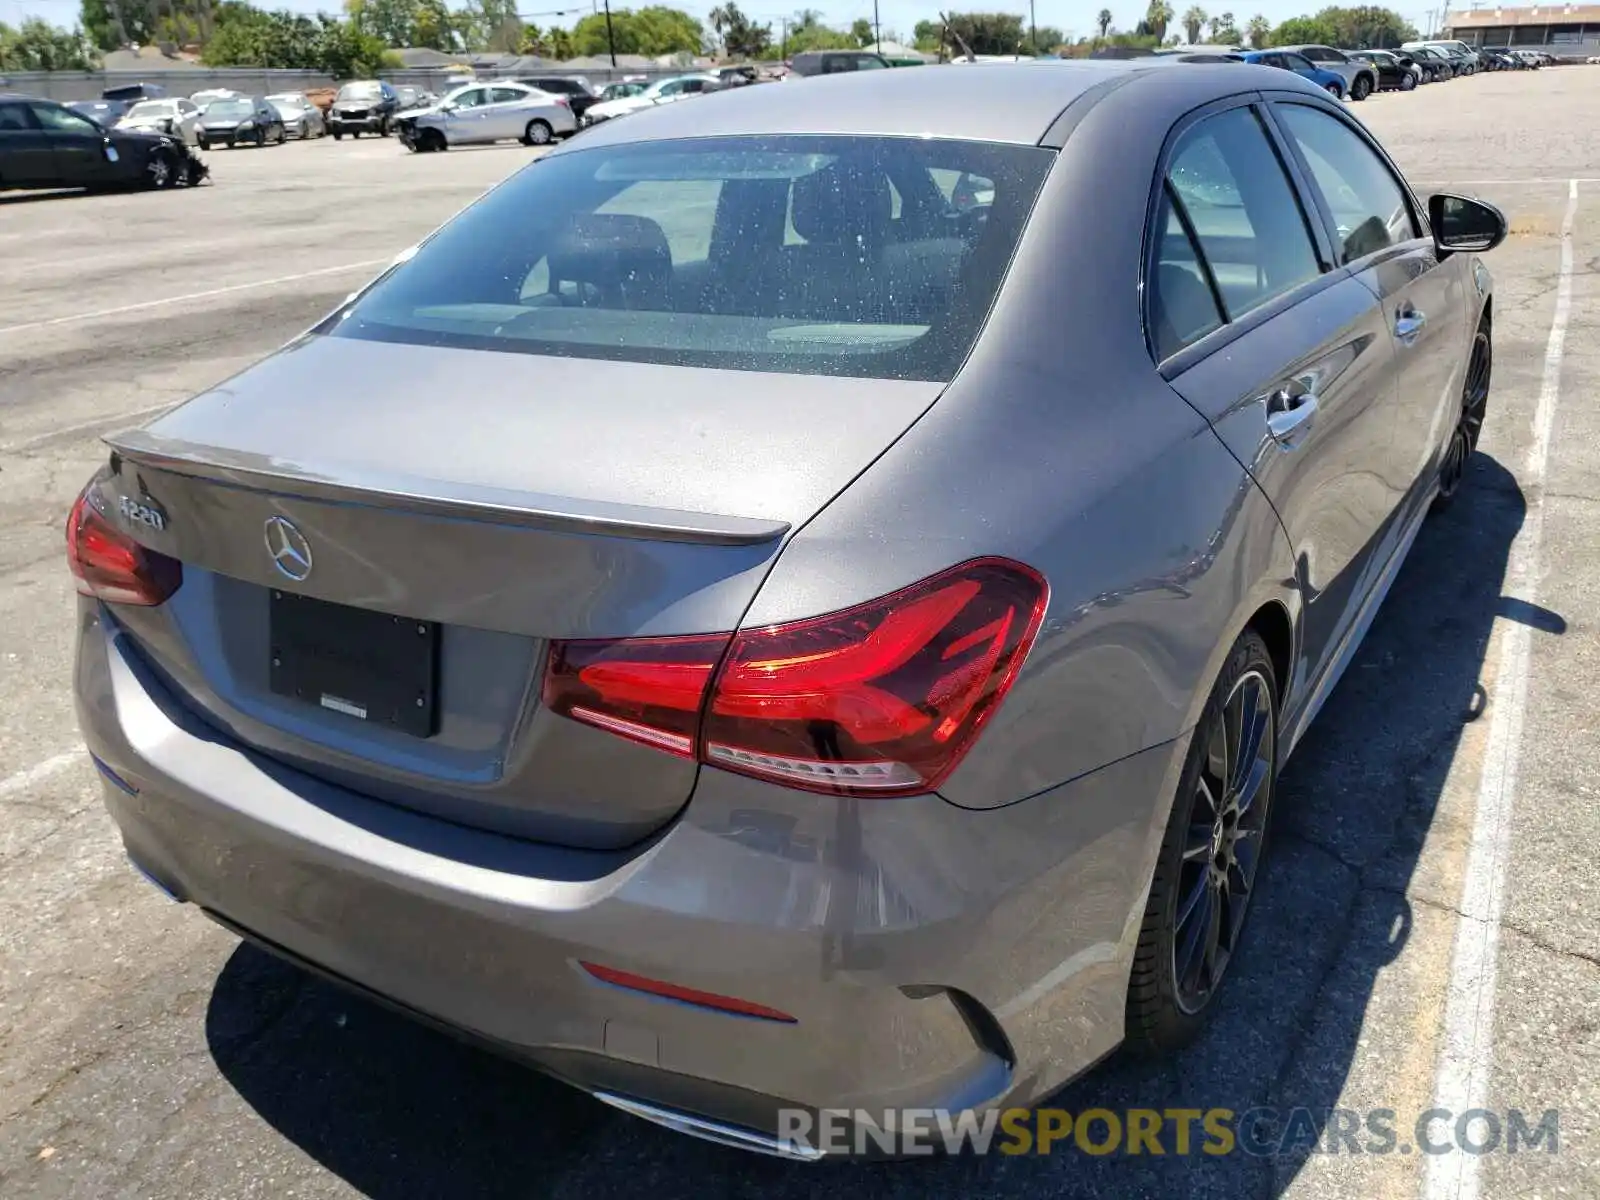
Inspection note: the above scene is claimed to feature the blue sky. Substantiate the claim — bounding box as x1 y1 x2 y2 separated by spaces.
0 0 1444 42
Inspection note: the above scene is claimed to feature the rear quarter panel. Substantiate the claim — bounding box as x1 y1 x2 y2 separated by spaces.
746 70 1300 811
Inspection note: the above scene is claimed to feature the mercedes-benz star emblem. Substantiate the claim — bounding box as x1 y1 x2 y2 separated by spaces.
263 515 313 582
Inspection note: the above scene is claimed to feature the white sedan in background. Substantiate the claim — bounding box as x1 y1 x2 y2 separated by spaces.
115 98 203 145
581 73 722 127
267 95 327 139
395 82 576 152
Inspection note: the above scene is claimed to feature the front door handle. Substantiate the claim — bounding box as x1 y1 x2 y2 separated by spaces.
1395 306 1427 344
1264 387 1320 447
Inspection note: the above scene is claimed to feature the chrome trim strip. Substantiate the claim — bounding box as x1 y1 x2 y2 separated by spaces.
590 1092 826 1161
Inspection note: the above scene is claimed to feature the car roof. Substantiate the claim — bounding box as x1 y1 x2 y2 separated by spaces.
567 59 1310 149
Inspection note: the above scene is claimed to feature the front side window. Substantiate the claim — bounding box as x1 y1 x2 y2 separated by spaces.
1277 104 1416 263
452 88 488 109
1165 106 1321 322
1283 53 1315 71
31 104 101 135
326 135 1054 381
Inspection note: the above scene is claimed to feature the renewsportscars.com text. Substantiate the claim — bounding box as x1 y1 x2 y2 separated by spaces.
776 1106 1561 1158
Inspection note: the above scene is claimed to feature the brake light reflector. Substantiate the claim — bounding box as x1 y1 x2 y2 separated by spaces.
543 559 1047 796
66 490 182 607
580 961 797 1023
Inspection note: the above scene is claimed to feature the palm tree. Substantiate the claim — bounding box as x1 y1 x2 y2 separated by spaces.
1246 13 1270 47
1181 4 1206 44
1097 8 1113 39
1146 0 1173 41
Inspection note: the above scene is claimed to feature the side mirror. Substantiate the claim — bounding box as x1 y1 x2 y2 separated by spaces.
1428 193 1508 255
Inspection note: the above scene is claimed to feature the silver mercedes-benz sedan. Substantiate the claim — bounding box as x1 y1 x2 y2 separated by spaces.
70 59 1503 1157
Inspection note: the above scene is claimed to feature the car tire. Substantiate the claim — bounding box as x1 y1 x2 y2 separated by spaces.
1432 319 1492 513
196 136 209 150
332 130 343 140
1351 73 1373 100
524 119 554 146
422 128 446 152
352 129 361 139
1401 71 1417 90
1126 629 1279 1056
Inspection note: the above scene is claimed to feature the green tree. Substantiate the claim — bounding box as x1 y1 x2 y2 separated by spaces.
1033 24 1064 51
710 2 770 56
940 12 1027 55
1096 7 1112 38
1208 10 1239 41
1181 4 1206 42
570 5 704 56
783 9 852 52
1245 12 1269 45
1145 0 1173 40
851 17 874 46
0 17 99 69
912 16 943 52
1270 14 1332 43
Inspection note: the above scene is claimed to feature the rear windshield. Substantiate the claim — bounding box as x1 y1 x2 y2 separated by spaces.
205 99 253 117
325 135 1054 381
338 82 383 100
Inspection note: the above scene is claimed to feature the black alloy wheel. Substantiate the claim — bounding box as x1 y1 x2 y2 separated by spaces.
1434 324 1492 510
1352 73 1373 100
1126 630 1278 1052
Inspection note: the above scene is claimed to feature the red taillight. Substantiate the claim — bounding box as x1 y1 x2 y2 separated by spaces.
542 558 1047 796
580 961 797 1022
554 95 571 107
66 491 181 606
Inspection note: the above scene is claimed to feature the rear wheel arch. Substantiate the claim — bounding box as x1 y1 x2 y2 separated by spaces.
1245 601 1294 714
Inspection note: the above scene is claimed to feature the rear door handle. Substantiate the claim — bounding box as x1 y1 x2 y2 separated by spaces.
1264 388 1320 447
1395 306 1427 344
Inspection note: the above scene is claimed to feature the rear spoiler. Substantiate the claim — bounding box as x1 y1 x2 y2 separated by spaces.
105 429 790 547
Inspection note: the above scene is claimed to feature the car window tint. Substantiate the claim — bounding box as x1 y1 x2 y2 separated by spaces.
332 135 1054 382
491 87 525 103
29 104 100 134
1166 107 1321 320
1150 188 1225 360
455 89 487 108
1277 104 1416 263
1284 53 1314 70
0 101 36 131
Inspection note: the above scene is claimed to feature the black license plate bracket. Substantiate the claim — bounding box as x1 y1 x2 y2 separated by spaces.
268 591 439 738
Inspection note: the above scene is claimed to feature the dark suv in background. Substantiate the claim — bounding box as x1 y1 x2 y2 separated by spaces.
511 76 598 120
328 80 400 138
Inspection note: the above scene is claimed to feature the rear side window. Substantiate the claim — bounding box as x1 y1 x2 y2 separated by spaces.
1150 189 1224 361
1276 104 1417 264
329 135 1054 381
1165 107 1321 323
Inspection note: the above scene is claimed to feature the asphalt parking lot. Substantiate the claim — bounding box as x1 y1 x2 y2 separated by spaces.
3 70 1600 1198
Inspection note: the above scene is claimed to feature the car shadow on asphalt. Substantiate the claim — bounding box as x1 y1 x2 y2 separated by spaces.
206 452 1533 1199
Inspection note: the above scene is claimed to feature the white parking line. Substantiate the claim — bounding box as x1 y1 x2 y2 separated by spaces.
0 749 83 800
0 260 388 339
1422 178 1579 1200
1 402 178 455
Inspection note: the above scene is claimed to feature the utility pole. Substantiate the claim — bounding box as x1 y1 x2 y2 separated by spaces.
780 16 788 60
603 0 616 66
873 0 881 51
1029 0 1037 54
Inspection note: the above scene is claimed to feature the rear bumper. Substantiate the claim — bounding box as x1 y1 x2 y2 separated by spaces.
76 606 1180 1149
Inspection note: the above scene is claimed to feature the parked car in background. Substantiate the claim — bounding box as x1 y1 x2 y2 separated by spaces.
596 80 648 104
328 80 400 139
116 98 203 144
581 73 721 126
788 48 892 75
65 99 129 125
1 93 200 191
714 65 761 86
1275 44 1378 99
268 96 326 139
197 95 287 148
71 58 1507 1163
1511 49 1545 68
189 88 240 107
395 81 576 151
1240 49 1346 96
1349 49 1417 91
511 76 599 120
393 85 432 112
101 82 166 104
1404 41 1474 75
1406 45 1455 81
